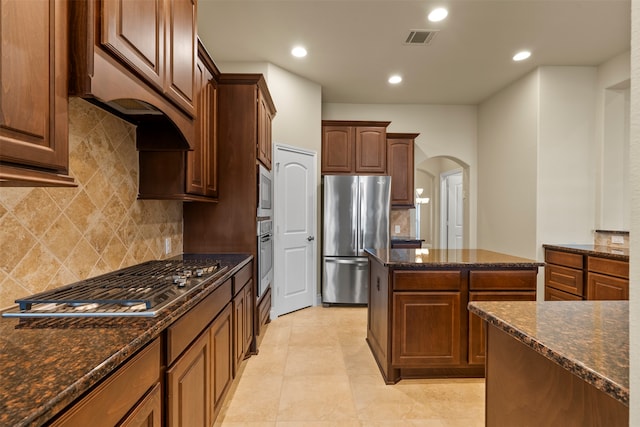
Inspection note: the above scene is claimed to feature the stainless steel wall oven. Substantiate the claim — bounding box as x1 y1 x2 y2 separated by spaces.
257 219 273 299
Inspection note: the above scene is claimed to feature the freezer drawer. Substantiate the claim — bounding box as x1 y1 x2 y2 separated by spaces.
322 257 369 304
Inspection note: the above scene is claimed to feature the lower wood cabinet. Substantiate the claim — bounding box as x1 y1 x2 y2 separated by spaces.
392 292 461 367
468 291 535 365
543 246 629 301
167 303 233 427
366 256 538 383
51 339 161 427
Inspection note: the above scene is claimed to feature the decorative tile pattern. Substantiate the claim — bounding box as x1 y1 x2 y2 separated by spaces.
0 98 183 309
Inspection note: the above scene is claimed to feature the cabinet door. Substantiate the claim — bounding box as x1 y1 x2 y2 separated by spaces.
165 0 197 116
187 60 217 197
545 264 584 297
587 273 629 300
233 283 247 373
211 304 233 420
257 90 272 169
0 0 71 180
387 137 415 207
392 292 460 367
101 0 164 90
468 291 535 365
355 127 386 174
167 332 210 427
321 126 354 174
244 280 254 355
118 383 162 427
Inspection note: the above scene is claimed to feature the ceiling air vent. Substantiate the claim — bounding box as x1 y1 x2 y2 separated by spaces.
404 29 439 45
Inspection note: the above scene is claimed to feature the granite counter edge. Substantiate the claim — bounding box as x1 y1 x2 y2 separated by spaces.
467 302 629 407
20 254 253 427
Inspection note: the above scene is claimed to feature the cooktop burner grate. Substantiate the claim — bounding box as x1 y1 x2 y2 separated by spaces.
3 258 227 318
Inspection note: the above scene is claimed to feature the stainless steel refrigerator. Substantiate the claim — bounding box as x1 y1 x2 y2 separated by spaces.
322 175 391 304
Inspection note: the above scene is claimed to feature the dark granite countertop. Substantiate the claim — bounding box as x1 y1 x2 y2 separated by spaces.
0 253 252 427
366 248 543 269
543 244 629 261
468 300 629 406
390 236 424 242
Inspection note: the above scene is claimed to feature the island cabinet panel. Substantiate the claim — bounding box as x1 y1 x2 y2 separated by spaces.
119 383 162 427
393 270 462 291
51 339 161 427
392 293 461 367
485 325 628 427
468 291 535 365
0 0 74 186
469 269 537 290
367 259 393 381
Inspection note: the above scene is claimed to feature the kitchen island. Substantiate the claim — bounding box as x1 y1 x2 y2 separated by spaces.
0 254 253 427
365 248 543 383
468 300 628 426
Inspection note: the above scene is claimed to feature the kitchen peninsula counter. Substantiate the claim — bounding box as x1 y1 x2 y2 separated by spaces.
468 300 628 426
365 248 543 383
543 243 629 261
0 253 252 427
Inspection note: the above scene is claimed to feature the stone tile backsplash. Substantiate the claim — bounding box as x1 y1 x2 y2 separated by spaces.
0 99 183 309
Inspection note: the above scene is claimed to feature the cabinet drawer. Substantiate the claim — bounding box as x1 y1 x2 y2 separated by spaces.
545 264 584 297
51 339 161 427
393 270 462 291
545 286 583 301
545 250 583 269
587 256 629 279
233 261 253 296
167 279 232 365
469 270 537 291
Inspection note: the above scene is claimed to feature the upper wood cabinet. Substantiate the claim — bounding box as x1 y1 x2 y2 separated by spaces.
257 90 274 169
69 0 197 149
138 41 219 201
321 121 390 175
0 0 75 186
100 0 197 116
387 133 418 208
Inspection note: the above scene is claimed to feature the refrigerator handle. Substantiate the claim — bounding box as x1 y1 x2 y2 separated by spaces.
358 180 365 254
352 180 359 253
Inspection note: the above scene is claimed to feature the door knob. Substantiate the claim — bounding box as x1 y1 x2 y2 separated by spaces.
307 236 315 241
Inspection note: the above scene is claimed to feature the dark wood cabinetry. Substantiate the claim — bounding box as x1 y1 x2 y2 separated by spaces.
544 247 629 301
69 0 197 150
0 0 74 186
257 89 274 169
184 74 276 350
138 41 220 201
387 133 418 207
321 121 390 174
367 255 538 383
233 262 254 375
51 339 161 427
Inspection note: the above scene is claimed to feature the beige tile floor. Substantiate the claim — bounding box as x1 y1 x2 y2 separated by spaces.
215 306 485 427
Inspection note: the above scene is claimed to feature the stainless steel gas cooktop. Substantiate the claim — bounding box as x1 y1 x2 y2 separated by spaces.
2 258 227 318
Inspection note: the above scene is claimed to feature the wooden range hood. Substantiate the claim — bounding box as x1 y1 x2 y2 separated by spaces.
68 0 195 152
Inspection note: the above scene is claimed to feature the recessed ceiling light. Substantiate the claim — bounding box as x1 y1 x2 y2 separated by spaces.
388 75 402 84
513 50 531 61
291 46 307 58
428 7 448 22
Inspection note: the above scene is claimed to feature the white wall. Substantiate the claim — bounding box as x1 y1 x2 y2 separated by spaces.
629 1 639 422
322 103 478 247
477 70 539 260
537 66 598 253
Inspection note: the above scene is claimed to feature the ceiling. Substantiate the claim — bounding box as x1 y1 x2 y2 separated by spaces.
197 0 631 105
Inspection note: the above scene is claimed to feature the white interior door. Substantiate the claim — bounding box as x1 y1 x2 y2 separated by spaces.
273 144 317 317
441 171 463 250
